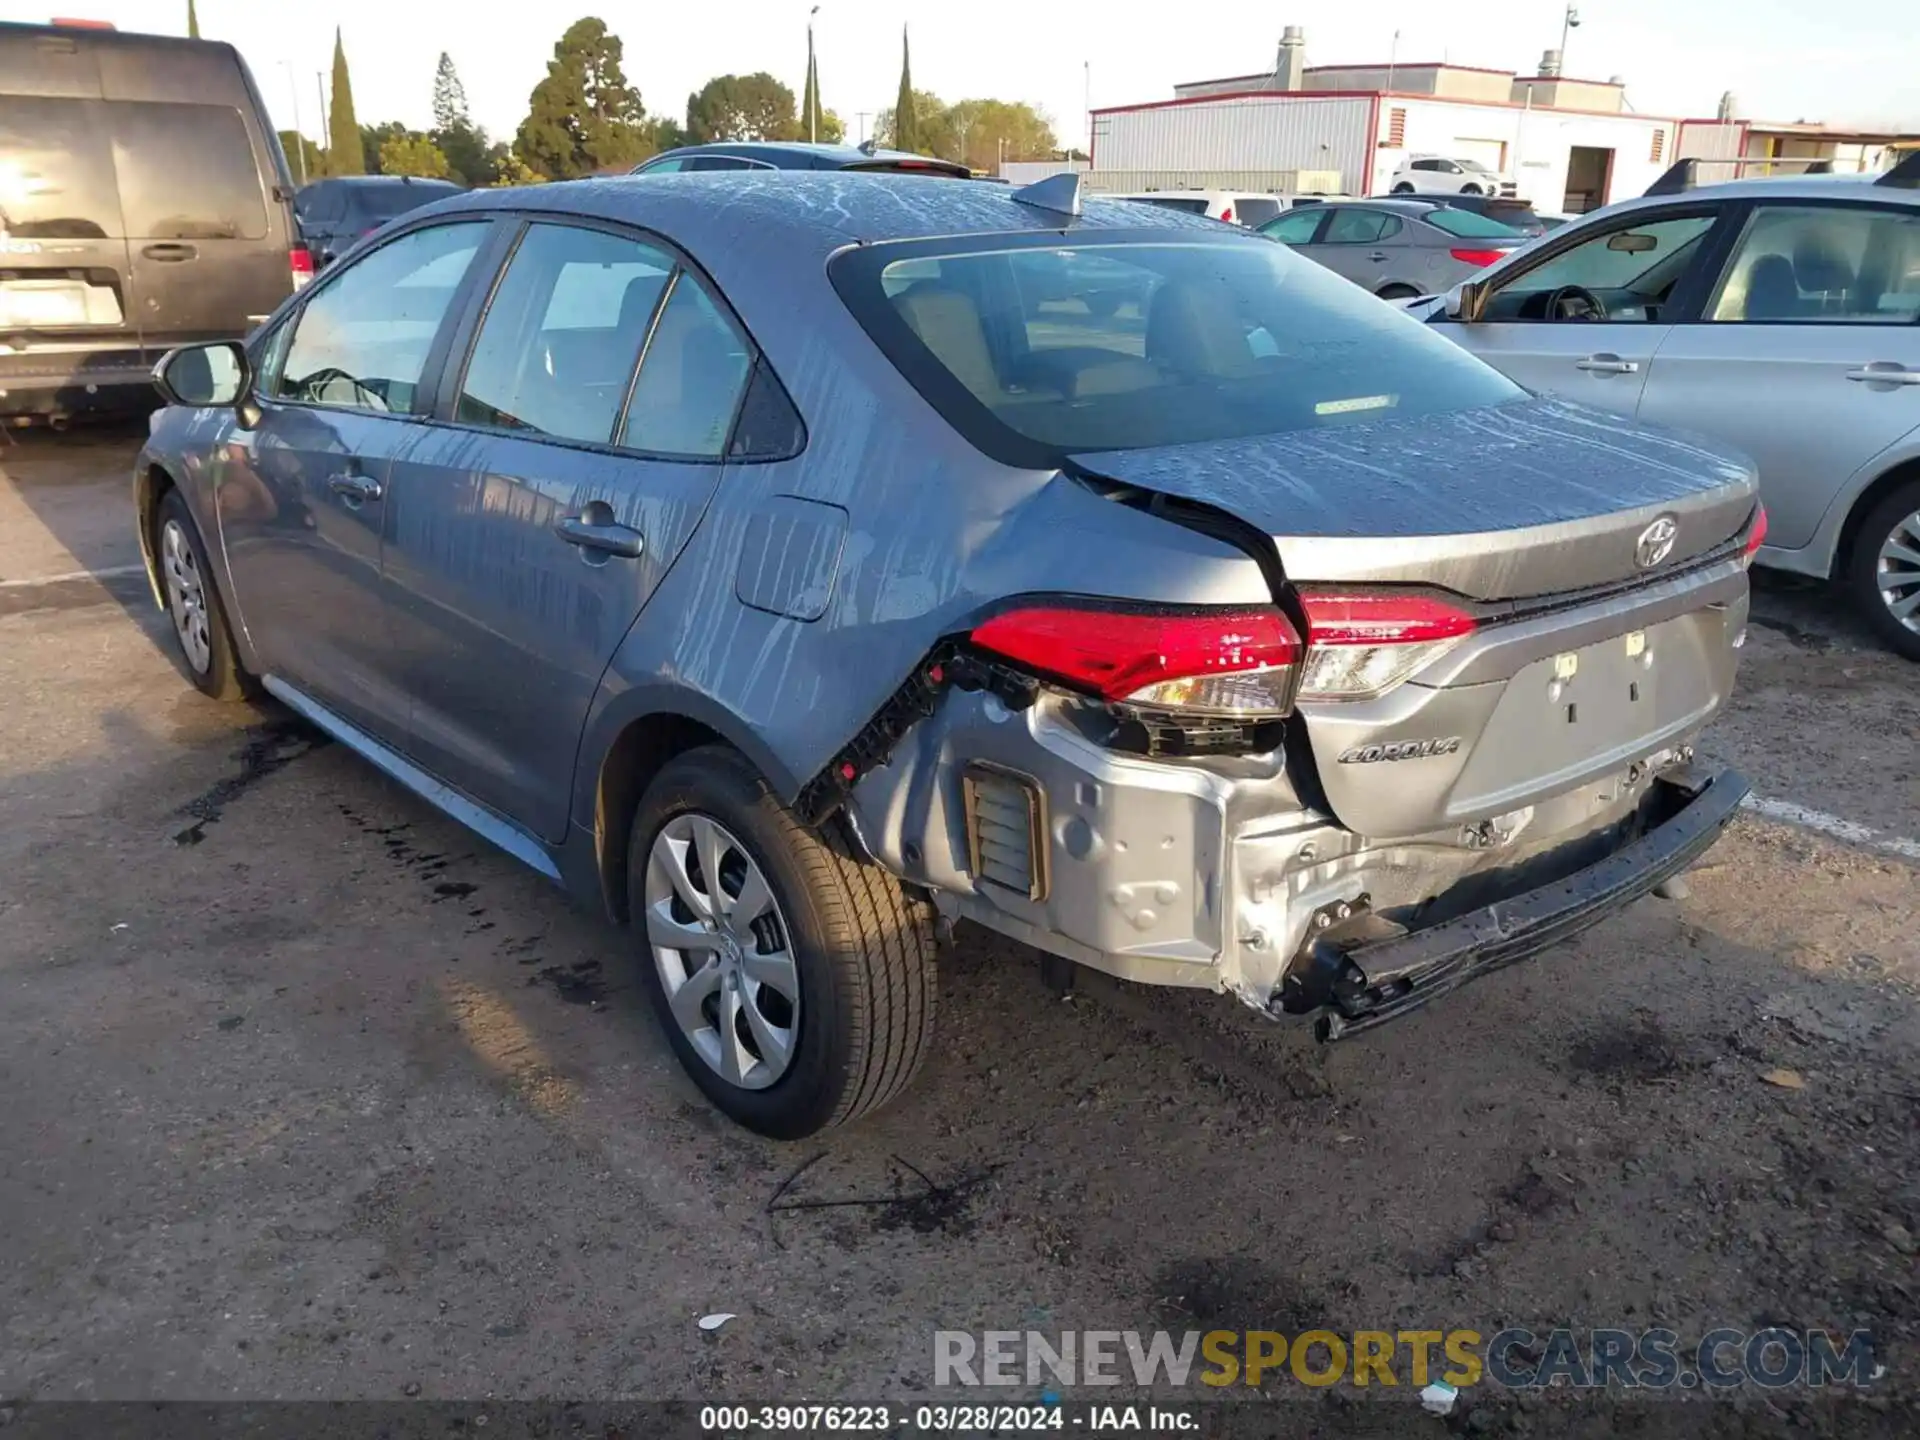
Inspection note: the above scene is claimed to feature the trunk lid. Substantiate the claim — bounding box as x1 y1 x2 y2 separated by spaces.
1069 397 1755 602
1071 397 1757 839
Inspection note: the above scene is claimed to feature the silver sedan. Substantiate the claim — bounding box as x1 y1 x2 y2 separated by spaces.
1257 198 1528 300
1402 162 1920 658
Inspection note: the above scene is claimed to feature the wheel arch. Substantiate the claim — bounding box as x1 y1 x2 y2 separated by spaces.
583 692 806 925
1835 453 1920 580
134 459 178 609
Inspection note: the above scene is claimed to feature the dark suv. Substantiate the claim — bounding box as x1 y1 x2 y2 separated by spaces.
0 20 303 421
295 176 466 269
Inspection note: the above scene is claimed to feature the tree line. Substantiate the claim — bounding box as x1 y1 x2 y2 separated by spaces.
275 16 1066 188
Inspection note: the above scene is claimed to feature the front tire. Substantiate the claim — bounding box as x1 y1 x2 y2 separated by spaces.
629 746 937 1138
1460 183 1484 195
1377 283 1421 300
155 489 256 701
1847 478 1920 660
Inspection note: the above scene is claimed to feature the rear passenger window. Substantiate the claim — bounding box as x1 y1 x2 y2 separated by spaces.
0 97 121 239
109 102 267 240
1323 210 1394 244
620 273 753 456
1237 197 1281 228
276 222 485 412
457 223 674 444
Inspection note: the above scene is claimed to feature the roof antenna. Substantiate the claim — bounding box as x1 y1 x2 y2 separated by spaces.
1012 171 1083 218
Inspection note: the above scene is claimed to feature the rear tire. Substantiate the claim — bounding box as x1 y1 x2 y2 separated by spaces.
1846 478 1920 661
155 489 257 702
1377 283 1421 300
628 745 938 1138
1391 182 1415 194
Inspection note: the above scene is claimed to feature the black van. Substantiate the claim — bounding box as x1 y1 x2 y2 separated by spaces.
0 21 305 422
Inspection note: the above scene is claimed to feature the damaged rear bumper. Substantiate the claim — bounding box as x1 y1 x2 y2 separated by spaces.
1288 764 1750 1040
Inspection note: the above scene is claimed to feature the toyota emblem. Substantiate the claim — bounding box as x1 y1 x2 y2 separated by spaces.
1635 515 1678 569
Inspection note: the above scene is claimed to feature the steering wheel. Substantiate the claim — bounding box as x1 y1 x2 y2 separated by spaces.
291 365 389 410
1543 285 1608 322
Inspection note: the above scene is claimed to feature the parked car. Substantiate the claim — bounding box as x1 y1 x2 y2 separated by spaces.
1404 158 1920 657
1441 193 1556 237
137 171 1757 1136
0 19 304 422
1257 199 1529 298
296 175 465 269
632 141 971 179
1108 191 1287 227
1391 154 1519 198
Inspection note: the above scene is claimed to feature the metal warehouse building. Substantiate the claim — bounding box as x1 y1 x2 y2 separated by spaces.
1090 29 1685 212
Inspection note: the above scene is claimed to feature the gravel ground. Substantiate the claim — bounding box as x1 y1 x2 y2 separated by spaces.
1 427 1914 1436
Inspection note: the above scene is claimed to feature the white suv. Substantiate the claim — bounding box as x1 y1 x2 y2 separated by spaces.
1392 155 1518 198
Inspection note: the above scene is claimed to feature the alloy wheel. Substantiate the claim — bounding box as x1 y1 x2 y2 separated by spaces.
160 518 212 674
1876 505 1920 635
644 813 800 1090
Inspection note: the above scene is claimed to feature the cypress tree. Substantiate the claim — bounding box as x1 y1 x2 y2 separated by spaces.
187 0 200 38
328 29 365 176
892 27 915 152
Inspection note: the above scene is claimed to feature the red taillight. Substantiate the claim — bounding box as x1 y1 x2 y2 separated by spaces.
1220 206 1234 224
1449 247 1507 267
1295 591 1478 700
970 605 1302 716
289 246 315 290
1741 503 1768 562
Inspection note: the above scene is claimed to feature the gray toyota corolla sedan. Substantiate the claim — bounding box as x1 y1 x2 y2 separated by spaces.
136 172 1763 1137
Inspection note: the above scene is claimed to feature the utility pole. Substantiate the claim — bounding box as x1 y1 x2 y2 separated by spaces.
280 60 307 183
856 111 871 144
1386 30 1400 94
315 71 328 147
1083 60 1091 162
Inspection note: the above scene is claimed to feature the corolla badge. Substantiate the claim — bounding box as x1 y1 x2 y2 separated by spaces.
1635 515 1679 569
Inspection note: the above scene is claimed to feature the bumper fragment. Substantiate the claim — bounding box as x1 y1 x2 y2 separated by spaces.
1295 764 1750 1040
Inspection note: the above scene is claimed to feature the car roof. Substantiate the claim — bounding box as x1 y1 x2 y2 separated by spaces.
646 141 958 169
1316 197 1450 215
440 170 1229 249
304 175 460 189
1612 174 1919 211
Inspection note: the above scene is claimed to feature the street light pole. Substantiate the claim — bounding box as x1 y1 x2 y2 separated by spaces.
1560 6 1581 71
1083 60 1091 162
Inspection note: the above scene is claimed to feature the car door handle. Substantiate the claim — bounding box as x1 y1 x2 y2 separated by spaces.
1575 354 1639 374
555 514 645 558
1845 364 1920 386
1368 251 1389 262
327 472 383 504
142 242 198 261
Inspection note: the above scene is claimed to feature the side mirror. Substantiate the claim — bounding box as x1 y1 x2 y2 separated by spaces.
152 341 259 427
1445 279 1492 324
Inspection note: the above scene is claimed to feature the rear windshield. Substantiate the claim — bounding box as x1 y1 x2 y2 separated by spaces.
353 182 462 219
0 96 266 240
832 236 1524 463
1424 208 1525 239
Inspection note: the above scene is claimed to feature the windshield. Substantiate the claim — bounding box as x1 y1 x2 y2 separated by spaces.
1425 208 1525 239
831 236 1525 463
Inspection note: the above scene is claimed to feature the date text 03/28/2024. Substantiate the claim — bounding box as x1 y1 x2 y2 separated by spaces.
699 1405 1189 1432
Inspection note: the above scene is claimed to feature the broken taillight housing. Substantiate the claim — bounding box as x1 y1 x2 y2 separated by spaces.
970 606 1302 716
1740 503 1768 566
1294 591 1479 701
289 246 315 290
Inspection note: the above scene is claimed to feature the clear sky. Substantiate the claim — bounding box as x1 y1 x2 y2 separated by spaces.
19 0 1919 148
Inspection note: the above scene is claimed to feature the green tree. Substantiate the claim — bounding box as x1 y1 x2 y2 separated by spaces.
685 72 798 144
817 107 846 144
801 42 822 144
515 17 651 181
891 26 916 152
489 146 546 186
277 129 325 183
379 133 451 179
877 89 950 157
944 99 1059 172
187 0 200 38
358 120 410 174
328 28 364 176
429 53 493 184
